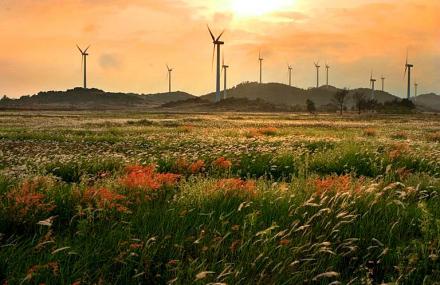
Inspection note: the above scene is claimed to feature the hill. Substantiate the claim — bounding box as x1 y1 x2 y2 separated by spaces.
160 97 292 112
1 84 439 112
0 88 195 110
201 82 400 107
412 93 440 112
201 82 439 112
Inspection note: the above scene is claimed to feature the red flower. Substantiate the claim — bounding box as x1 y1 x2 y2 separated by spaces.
213 157 232 169
120 164 180 190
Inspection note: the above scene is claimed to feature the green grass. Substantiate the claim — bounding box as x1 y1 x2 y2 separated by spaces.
0 112 439 284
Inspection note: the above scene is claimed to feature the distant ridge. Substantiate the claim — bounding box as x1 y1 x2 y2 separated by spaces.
412 93 440 112
1 84 439 112
201 82 401 108
0 88 195 110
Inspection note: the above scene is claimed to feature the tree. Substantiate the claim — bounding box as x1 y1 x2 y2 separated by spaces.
332 88 349 115
365 99 378 112
353 92 367 114
306 99 316 114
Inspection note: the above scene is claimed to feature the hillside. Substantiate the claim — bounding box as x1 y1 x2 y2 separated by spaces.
1 84 439 112
0 88 195 110
201 82 439 112
201 82 400 107
412 93 440 112
160 97 292 112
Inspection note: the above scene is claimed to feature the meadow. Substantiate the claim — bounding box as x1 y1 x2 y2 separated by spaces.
0 111 440 284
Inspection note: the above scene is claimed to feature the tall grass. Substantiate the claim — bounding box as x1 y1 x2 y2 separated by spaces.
1 171 440 284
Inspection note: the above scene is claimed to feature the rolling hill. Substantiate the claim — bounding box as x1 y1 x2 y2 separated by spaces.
1 83 439 112
0 88 195 110
412 93 440 112
201 82 401 109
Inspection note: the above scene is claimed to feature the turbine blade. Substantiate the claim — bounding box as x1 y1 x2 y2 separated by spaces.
76 45 83 53
216 30 225 41
84 45 90 53
207 25 215 41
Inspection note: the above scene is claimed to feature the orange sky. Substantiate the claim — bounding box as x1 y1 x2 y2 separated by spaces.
0 0 439 98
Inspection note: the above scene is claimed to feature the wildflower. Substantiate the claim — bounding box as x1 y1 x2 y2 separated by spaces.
120 164 179 191
83 187 129 213
214 178 257 197
189 160 205 174
230 240 241 252
213 157 232 169
6 178 55 223
313 175 353 194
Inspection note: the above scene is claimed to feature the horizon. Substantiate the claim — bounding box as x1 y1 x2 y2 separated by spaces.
1 0 439 98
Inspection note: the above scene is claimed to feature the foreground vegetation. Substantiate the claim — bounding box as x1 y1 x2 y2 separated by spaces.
0 111 439 284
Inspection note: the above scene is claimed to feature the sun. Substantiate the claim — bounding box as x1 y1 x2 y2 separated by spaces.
230 0 294 17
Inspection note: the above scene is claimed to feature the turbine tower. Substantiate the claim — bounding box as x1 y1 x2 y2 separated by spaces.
259 52 264 84
222 57 229 100
166 65 173 93
76 45 90 89
208 26 225 102
325 63 330 86
414 82 418 102
370 72 376 99
287 64 293 87
381 76 385 92
314 61 320 88
404 52 414 100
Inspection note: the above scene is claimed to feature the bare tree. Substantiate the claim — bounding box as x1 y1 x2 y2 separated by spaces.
353 92 367 114
332 88 349 115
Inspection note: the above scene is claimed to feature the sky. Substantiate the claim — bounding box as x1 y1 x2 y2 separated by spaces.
0 0 439 98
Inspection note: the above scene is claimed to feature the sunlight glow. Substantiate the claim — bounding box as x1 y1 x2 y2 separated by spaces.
230 0 295 17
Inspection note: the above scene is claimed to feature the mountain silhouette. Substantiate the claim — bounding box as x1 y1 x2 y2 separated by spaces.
0 88 195 110
1 83 439 112
201 82 401 108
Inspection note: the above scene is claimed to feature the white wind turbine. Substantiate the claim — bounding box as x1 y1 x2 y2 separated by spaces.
208 26 225 102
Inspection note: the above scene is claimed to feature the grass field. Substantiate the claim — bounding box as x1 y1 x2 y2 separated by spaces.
1 111 440 284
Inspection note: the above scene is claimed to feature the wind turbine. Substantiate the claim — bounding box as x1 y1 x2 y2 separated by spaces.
314 61 320 88
166 65 173 93
76 45 90 89
222 56 229 99
208 26 225 102
325 63 330 87
287 64 293 87
404 52 414 100
381 76 385 92
370 71 376 99
259 51 264 84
